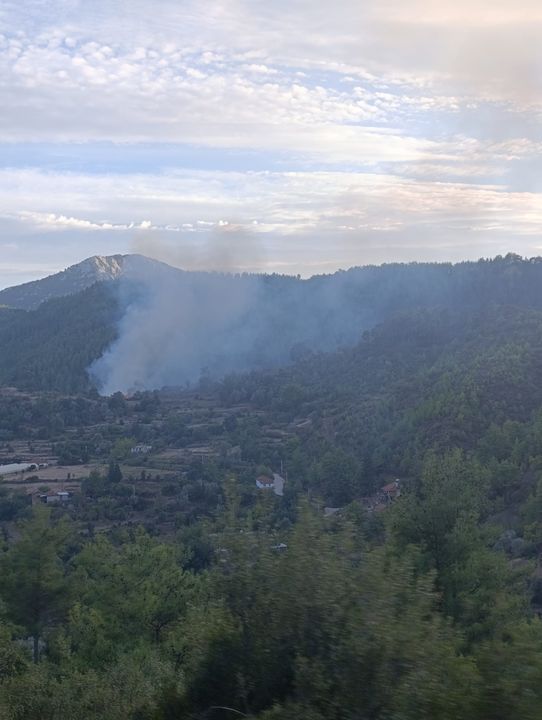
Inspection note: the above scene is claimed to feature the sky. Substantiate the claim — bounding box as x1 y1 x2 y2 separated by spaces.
1 0 541 287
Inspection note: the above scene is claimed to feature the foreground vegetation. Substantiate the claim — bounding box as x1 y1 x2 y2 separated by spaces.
0 472 541 720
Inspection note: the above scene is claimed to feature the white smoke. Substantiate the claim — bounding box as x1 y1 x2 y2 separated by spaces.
90 269 264 394
88 256 376 395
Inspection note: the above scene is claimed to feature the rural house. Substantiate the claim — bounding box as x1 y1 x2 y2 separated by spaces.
38 491 71 505
256 475 275 490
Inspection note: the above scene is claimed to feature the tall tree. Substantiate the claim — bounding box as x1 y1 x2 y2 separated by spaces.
0 508 72 662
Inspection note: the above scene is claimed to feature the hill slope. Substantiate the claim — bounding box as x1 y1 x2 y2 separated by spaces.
0 283 121 393
0 254 178 310
3 253 542 393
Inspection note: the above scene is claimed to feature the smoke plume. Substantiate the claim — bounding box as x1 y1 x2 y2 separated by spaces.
88 253 377 394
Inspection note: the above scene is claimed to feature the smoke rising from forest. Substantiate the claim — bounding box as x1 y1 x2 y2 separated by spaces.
88 255 377 394
89 252 541 395
90 270 266 394
131 226 267 275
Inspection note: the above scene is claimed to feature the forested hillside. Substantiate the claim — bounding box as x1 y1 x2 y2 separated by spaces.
3 253 542 393
0 283 120 393
3 0 541 713
220 305 542 471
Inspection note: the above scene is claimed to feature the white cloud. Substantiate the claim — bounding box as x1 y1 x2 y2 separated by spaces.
2 30 438 165
2 167 539 234
2 1 540 100
16 212 166 232
0 0 541 285
0 166 541 284
2 1 539 150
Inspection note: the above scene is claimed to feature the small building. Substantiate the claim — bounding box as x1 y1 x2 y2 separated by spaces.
38 491 71 505
130 444 153 455
381 479 401 502
256 475 275 491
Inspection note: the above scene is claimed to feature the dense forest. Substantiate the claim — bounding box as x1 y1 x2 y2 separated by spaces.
2 255 542 716
2 253 542 393
0 283 120 393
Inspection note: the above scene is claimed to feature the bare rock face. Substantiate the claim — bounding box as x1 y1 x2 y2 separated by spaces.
77 255 125 281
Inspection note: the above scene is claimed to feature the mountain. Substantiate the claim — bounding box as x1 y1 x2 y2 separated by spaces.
3 252 542 393
0 254 178 310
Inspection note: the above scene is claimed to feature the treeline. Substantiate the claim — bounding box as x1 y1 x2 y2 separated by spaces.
5 253 542 392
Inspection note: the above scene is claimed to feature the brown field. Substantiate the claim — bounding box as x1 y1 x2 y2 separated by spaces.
1 464 105 496
11 464 106 483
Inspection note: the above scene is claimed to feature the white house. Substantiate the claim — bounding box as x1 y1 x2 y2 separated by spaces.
256 475 275 490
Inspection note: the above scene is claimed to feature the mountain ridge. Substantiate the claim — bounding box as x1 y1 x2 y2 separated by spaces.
1 250 539 312
0 253 179 310
2 252 542 393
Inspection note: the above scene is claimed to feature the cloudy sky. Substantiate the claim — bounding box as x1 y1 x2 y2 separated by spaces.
1 0 541 287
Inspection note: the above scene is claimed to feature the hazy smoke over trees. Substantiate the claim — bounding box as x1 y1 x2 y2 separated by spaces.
89 253 542 395
90 271 268 394
89 260 377 394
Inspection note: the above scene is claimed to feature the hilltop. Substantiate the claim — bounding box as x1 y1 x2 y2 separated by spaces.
0 254 178 310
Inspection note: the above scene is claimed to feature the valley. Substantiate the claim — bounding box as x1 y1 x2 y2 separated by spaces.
2 255 542 717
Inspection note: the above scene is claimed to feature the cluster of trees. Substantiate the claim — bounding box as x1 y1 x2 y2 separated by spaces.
217 304 542 499
5 300 542 523
1 459 542 719
0 393 108 442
